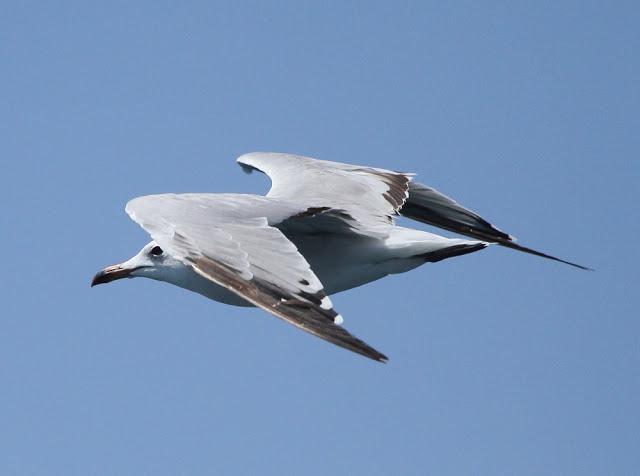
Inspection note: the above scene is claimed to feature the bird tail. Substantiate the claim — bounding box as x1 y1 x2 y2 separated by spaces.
418 242 488 263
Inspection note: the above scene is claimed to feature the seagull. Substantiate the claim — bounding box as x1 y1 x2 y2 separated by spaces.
91 152 589 362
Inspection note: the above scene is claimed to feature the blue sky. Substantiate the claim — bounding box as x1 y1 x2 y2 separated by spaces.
2 1 638 474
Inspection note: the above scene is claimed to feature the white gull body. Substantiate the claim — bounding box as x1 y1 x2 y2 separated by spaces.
92 152 588 362
123 225 479 308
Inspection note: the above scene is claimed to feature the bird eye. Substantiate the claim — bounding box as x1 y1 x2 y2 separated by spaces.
150 246 163 256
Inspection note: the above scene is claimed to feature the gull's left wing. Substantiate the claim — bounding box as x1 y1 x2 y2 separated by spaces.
125 193 388 362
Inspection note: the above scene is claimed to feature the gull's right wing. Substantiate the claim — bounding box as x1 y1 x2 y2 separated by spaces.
238 152 589 269
238 152 412 238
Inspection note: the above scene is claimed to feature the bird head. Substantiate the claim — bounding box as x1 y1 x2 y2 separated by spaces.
91 241 178 286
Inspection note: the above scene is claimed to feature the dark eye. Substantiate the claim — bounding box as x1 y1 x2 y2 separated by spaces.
150 246 163 256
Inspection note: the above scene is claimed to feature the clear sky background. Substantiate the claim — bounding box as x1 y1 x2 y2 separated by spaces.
2 1 638 475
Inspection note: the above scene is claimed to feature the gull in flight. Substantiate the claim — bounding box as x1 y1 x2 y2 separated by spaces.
92 152 589 362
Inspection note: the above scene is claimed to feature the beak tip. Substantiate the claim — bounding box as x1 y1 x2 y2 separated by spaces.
90 272 105 287
91 265 129 287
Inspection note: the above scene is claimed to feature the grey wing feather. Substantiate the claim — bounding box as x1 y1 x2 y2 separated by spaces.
125 193 388 362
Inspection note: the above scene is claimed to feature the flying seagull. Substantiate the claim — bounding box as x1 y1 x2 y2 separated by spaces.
92 152 589 362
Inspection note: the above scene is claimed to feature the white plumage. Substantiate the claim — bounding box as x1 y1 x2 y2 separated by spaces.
92 152 588 362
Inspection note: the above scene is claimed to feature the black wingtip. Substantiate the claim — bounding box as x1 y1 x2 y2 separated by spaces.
399 186 592 271
494 239 592 271
348 336 388 363
375 353 389 364
355 345 389 363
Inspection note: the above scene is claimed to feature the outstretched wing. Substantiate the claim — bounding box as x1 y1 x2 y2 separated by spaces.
238 152 413 237
125 193 387 362
238 152 589 269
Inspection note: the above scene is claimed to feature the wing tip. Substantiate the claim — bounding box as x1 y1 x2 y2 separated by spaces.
237 153 261 174
496 240 593 271
354 341 389 363
357 347 388 363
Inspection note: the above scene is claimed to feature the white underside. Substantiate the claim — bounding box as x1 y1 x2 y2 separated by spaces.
150 226 482 308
